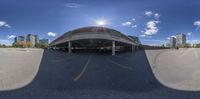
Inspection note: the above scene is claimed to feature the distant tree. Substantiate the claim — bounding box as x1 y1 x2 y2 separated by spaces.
193 43 200 48
184 43 191 48
2 44 6 48
35 43 40 48
15 41 26 48
26 42 33 48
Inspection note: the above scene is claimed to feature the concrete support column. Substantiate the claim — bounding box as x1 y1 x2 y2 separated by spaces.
132 45 135 52
112 41 115 56
68 41 71 54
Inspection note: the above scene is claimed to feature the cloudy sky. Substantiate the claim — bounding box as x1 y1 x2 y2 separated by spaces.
0 0 200 45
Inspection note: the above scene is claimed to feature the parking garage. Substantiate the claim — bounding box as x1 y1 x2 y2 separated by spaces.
50 26 140 55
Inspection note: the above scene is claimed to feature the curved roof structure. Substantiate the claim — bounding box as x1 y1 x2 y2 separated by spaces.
50 26 137 46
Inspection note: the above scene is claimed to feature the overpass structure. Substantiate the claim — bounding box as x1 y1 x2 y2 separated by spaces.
50 26 140 55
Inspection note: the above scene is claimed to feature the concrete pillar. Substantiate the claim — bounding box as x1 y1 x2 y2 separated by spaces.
68 41 71 54
132 45 135 52
112 41 115 56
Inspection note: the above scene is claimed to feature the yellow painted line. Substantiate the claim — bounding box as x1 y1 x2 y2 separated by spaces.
107 58 133 70
73 55 92 81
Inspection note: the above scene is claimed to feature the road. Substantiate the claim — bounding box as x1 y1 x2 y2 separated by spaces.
1 49 200 99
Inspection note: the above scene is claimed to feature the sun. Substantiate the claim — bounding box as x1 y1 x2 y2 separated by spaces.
96 20 107 26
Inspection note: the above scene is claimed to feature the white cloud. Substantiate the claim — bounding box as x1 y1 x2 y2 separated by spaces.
145 11 153 17
122 18 137 28
142 20 159 36
171 35 176 38
166 35 176 40
187 32 192 36
0 39 12 45
194 20 200 30
131 25 137 28
139 34 147 37
121 21 132 26
154 13 160 19
139 34 152 38
7 35 16 39
167 37 170 40
47 32 57 37
65 3 81 8
121 18 138 30
0 21 11 28
132 18 136 21
142 11 161 37
145 11 160 19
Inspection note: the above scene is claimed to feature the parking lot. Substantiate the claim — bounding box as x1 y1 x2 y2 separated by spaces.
1 49 200 99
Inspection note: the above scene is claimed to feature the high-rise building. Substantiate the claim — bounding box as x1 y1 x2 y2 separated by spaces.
26 34 36 47
12 34 50 48
39 39 49 47
169 37 176 48
14 36 25 43
176 33 186 47
34 35 39 44
13 36 25 47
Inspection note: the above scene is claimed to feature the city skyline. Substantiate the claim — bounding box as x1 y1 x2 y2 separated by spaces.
13 33 49 48
0 0 200 45
168 33 187 48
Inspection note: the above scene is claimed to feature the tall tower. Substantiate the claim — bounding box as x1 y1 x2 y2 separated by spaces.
34 35 39 44
176 33 186 47
26 34 36 47
170 37 176 48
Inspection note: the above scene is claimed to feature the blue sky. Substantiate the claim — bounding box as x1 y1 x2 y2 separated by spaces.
0 0 200 45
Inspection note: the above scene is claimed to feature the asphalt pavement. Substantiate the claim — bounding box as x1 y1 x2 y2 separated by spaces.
0 49 200 99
